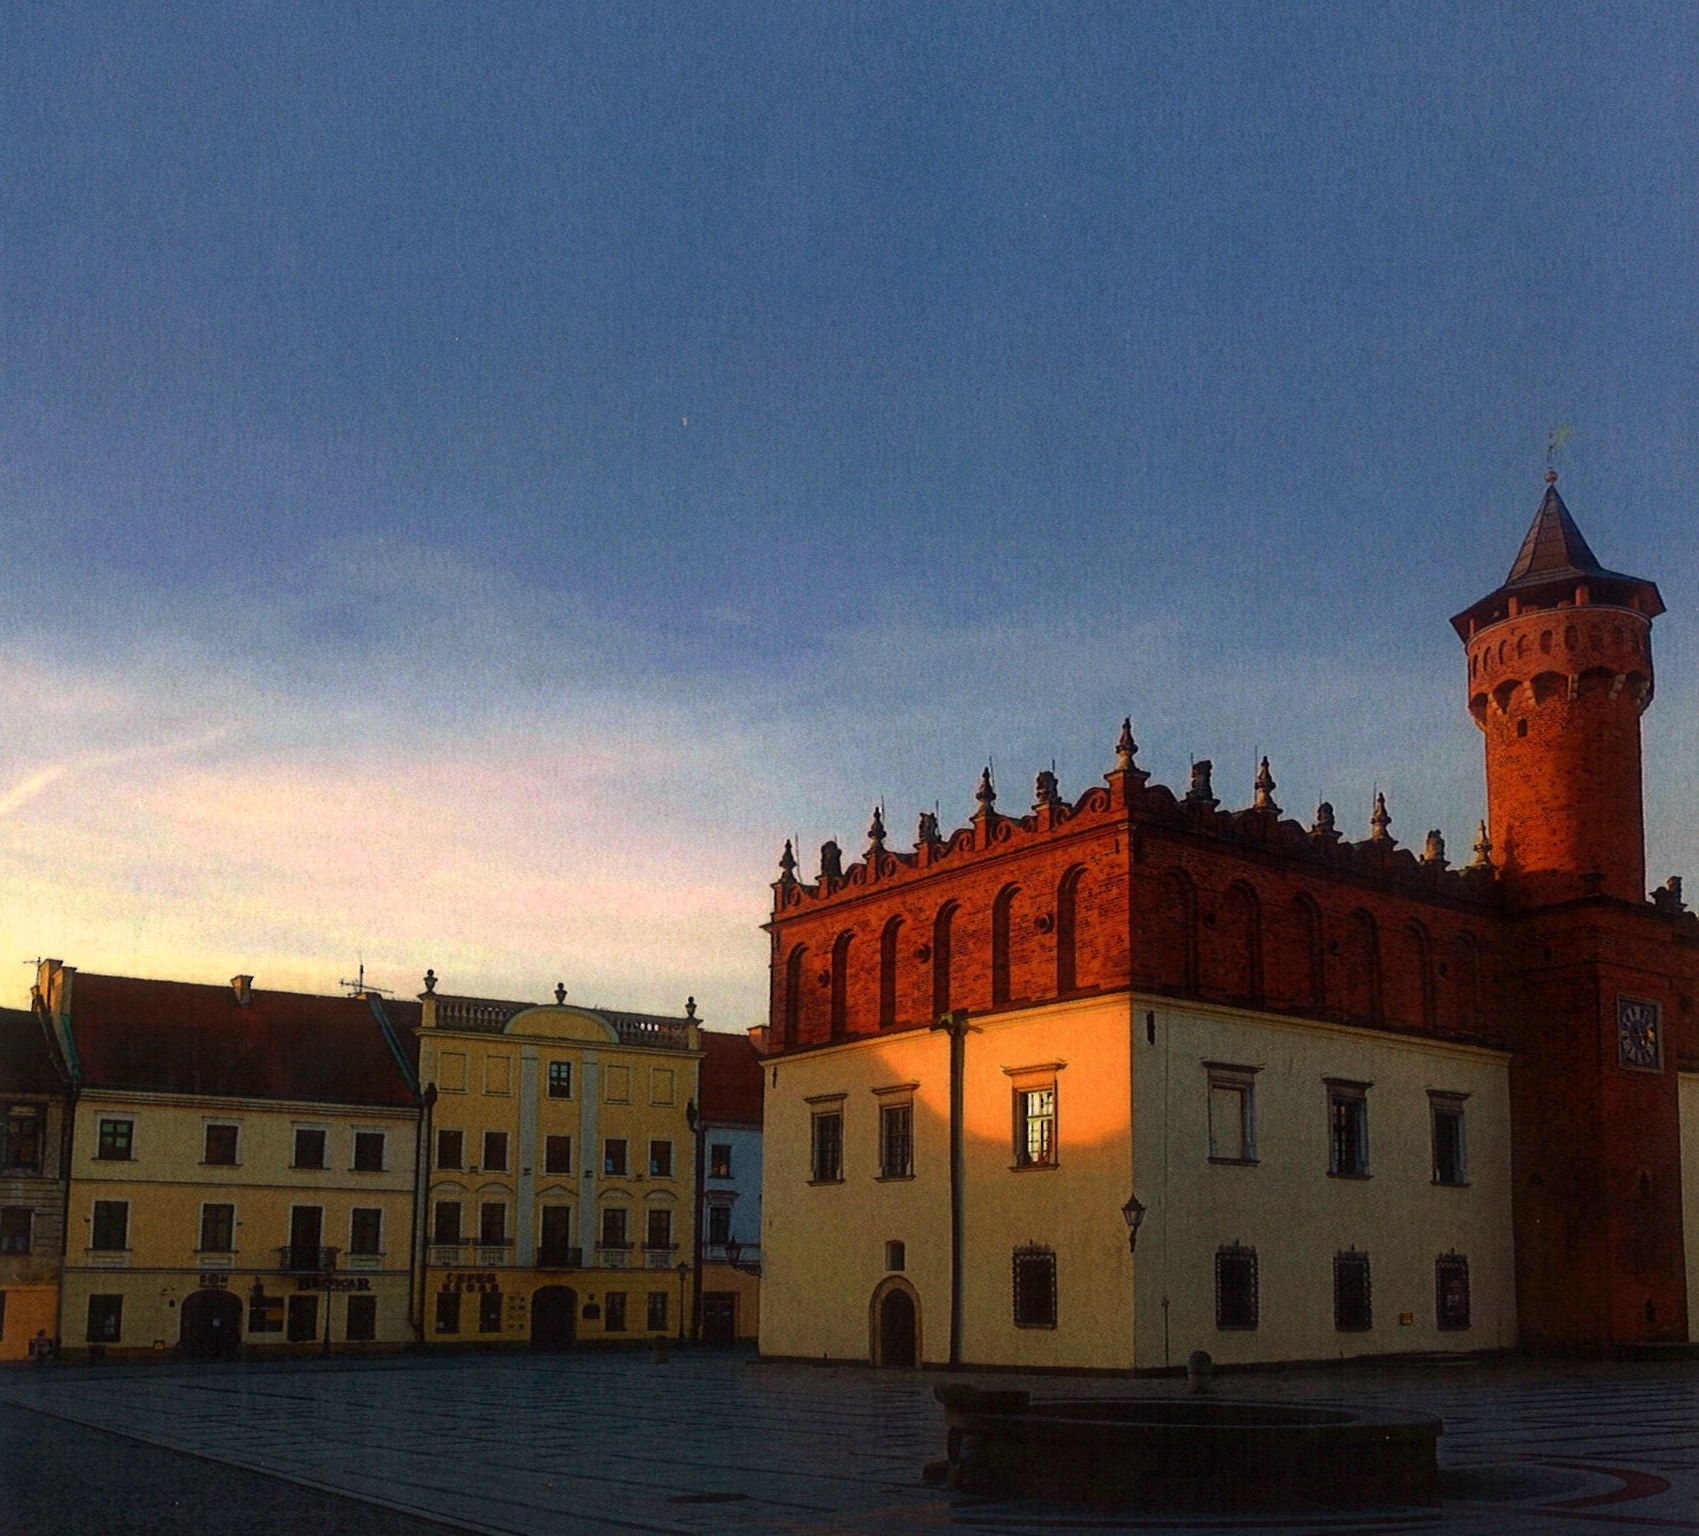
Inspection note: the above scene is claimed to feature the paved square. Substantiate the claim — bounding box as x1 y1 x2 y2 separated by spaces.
3 1350 1698 1534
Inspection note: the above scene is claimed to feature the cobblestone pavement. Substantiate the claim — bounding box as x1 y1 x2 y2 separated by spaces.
1 1350 1697 1535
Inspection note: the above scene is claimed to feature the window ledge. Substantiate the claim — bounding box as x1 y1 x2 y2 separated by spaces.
200 1161 240 1169
807 1177 844 1186
1208 1156 1259 1167
1327 1171 1373 1181
1008 1161 1059 1173
1013 1321 1057 1330
1432 1177 1470 1188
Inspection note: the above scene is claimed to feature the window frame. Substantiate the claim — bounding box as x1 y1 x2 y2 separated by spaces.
646 1291 669 1331
345 1293 378 1342
603 1138 628 1177
291 1127 328 1171
478 1202 508 1245
478 1290 503 1334
707 1203 731 1246
198 1202 235 1254
435 1128 464 1170
1214 1244 1259 1330
599 1205 629 1250
352 1131 386 1172
433 1291 461 1334
604 1290 627 1331
286 1293 319 1343
1206 1063 1259 1164
1429 1092 1468 1186
96 1118 133 1162
1436 1251 1471 1331
90 1199 129 1252
547 1060 573 1099
645 1207 673 1251
878 1100 914 1180
482 1130 509 1173
0 1206 33 1255
203 1122 239 1166
709 1142 733 1179
544 1134 573 1175
432 1200 463 1244
349 1207 383 1256
809 1108 843 1184
1326 1079 1371 1178
1333 1248 1373 1331
649 1139 673 1178
86 1294 123 1343
3 1102 45 1171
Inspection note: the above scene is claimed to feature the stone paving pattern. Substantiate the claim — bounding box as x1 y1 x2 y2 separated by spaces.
2 1350 1697 1534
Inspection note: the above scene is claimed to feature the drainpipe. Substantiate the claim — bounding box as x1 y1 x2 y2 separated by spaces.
930 1009 970 1368
687 1097 704 1342
411 1085 436 1343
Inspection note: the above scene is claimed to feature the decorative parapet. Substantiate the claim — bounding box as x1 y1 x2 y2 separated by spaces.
429 996 530 1032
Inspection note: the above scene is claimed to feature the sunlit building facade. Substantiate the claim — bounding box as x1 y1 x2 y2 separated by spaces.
695 1029 764 1342
760 483 1698 1368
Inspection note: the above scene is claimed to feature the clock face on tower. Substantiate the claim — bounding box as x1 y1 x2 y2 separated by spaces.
1617 996 1662 1071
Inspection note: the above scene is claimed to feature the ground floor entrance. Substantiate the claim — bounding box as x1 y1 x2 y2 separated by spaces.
702 1292 737 1343
179 1287 243 1359
531 1285 577 1350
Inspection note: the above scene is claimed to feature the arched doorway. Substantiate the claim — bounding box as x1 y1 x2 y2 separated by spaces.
179 1288 242 1360
870 1279 919 1367
530 1285 576 1350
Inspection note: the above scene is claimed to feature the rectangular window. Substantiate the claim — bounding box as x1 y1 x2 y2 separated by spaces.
1 1207 32 1255
604 1138 628 1176
353 1131 385 1172
1327 1081 1370 1177
286 1294 318 1342
96 1119 133 1161
349 1208 382 1255
1012 1246 1057 1328
198 1203 235 1253
604 1065 631 1103
810 1112 843 1182
707 1204 731 1246
600 1206 628 1249
345 1294 377 1342
435 1128 464 1170
479 1203 507 1244
1016 1086 1056 1168
1207 1065 1259 1162
547 1060 572 1099
649 1140 673 1178
1430 1094 1467 1185
709 1143 732 1179
434 1291 461 1334
1334 1250 1372 1331
86 1295 122 1343
3 1104 45 1171
650 1068 675 1105
540 1205 572 1262
203 1123 239 1165
433 1201 462 1244
886 1239 906 1272
604 1291 626 1331
1436 1252 1471 1331
1215 1245 1258 1329
90 1199 128 1251
292 1128 327 1170
647 1291 668 1330
483 1131 509 1173
879 1103 913 1178
645 1208 673 1250
479 1291 503 1333
544 1135 572 1174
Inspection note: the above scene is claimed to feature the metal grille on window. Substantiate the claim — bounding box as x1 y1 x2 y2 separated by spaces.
1012 1245 1057 1328
1436 1252 1470 1330
1333 1249 1372 1331
1215 1244 1258 1329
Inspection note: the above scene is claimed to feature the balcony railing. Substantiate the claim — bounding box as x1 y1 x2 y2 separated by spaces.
537 1245 584 1269
278 1245 340 1273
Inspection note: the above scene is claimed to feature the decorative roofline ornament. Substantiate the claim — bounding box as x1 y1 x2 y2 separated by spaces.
1470 820 1494 869
975 765 996 809
1421 830 1448 868
778 839 798 882
916 809 941 846
819 839 843 882
1115 717 1138 772
867 805 887 852
1184 759 1217 809
1034 768 1061 809
1252 756 1279 814
1369 790 1392 842
1310 801 1339 841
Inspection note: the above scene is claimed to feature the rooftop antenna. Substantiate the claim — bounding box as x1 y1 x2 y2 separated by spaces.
339 960 392 997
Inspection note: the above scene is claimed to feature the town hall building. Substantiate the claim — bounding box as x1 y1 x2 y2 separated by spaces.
757 478 1699 1369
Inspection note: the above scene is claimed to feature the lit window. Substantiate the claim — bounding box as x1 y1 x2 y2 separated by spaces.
544 1135 572 1174
1430 1093 1467 1185
810 1111 843 1182
1207 1064 1258 1162
1016 1087 1056 1168
1334 1249 1372 1331
547 1060 572 1099
879 1103 913 1178
353 1132 385 1172
1012 1246 1057 1328
96 1119 133 1161
1326 1081 1370 1177
292 1128 326 1170
1215 1245 1258 1329
709 1143 732 1179
198 1203 234 1253
203 1124 239 1165
1436 1252 1471 1330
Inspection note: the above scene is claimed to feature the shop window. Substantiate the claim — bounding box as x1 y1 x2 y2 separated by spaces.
479 1291 503 1333
1215 1245 1258 1329
547 1060 572 1099
483 1131 509 1173
479 1203 507 1245
1207 1065 1258 1162
1436 1252 1471 1330
810 1111 843 1183
879 1103 913 1179
96 1118 133 1161
90 1200 128 1251
604 1138 628 1176
708 1204 731 1246
544 1135 572 1174
287 1294 318 1342
345 1294 377 1342
647 1291 668 1330
709 1143 732 1179
203 1123 239 1166
198 1203 234 1253
1012 1246 1057 1328
645 1208 673 1251
1 1207 33 1255
1430 1094 1468 1185
1334 1250 1372 1331
1327 1081 1370 1177
434 1292 460 1334
292 1128 327 1170
349 1208 382 1255
435 1129 464 1170
86 1295 122 1343
433 1201 463 1244
604 1292 627 1331
649 1140 673 1177
3 1103 44 1171
353 1132 385 1172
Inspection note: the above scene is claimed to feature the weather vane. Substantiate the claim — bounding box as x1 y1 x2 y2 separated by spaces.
1545 423 1571 482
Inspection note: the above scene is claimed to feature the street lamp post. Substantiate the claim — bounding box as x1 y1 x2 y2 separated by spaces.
1121 1193 1146 1254
676 1260 689 1343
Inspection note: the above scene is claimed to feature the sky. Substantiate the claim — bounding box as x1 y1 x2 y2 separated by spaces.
3 2 1696 1026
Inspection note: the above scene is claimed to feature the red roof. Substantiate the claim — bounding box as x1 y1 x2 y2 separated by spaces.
698 1029 763 1126
68 975 420 1107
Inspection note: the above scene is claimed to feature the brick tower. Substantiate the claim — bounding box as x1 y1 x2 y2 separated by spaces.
1454 478 1692 1347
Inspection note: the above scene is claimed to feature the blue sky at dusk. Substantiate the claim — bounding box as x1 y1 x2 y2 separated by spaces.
4 3 1696 1023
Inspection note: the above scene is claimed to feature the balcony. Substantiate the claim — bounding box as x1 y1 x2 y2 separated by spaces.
278 1245 340 1273
537 1245 584 1269
474 1239 513 1265
597 1240 632 1269
427 1243 465 1267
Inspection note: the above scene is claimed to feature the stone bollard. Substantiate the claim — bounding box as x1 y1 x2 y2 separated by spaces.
1186 1349 1213 1394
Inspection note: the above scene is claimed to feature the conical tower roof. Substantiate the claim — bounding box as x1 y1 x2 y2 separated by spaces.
1503 483 1603 586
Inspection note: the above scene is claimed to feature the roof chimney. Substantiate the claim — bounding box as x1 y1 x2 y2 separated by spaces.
231 975 254 1007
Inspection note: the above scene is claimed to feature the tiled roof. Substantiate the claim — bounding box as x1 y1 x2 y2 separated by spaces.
0 1008 67 1094
1504 485 1605 585
68 975 421 1107
698 1029 763 1126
